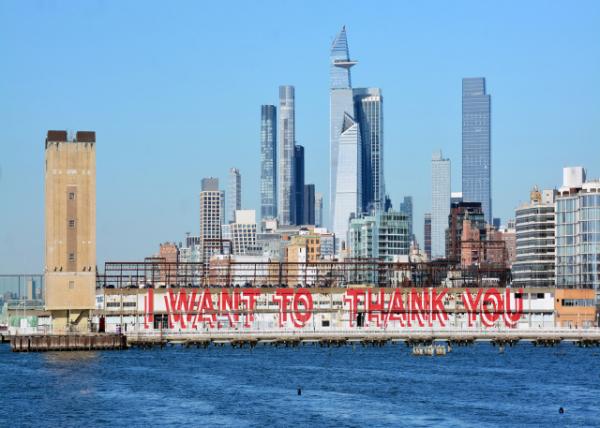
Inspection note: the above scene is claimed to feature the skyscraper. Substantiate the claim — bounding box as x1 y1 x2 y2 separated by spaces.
278 85 295 226
330 27 361 251
333 113 362 249
355 88 384 212
400 196 413 242
424 213 432 260
431 151 451 259
462 77 492 223
315 192 324 227
260 105 277 220
227 167 241 224
303 184 315 225
200 178 224 263
294 145 305 225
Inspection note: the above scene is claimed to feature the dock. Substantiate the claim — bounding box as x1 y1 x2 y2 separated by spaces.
10 334 126 352
123 328 600 349
7 328 600 352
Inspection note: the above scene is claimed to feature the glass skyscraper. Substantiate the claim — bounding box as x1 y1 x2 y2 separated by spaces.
355 88 384 213
330 27 384 252
462 77 492 224
303 184 315 226
294 144 305 225
260 105 277 220
278 85 295 226
431 151 451 259
226 167 241 224
330 27 360 250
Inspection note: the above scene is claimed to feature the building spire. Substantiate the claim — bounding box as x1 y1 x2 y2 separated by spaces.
330 26 357 89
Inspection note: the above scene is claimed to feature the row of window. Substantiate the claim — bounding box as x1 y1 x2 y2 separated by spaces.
560 299 595 307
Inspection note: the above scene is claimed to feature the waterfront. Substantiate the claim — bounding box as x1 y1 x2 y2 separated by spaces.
1 344 599 427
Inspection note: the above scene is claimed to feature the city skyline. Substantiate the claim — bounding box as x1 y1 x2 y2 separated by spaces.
1 1 599 272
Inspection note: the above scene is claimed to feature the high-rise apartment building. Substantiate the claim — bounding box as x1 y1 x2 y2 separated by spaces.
278 85 295 226
556 167 600 301
431 151 451 259
303 184 315 226
294 145 305 225
315 192 324 227
355 87 384 212
44 130 96 332
424 213 432 260
227 168 241 224
462 77 492 223
260 105 277 220
512 187 556 288
200 178 224 263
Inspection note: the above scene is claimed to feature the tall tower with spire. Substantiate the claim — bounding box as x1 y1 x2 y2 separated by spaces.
330 26 360 251
330 27 385 254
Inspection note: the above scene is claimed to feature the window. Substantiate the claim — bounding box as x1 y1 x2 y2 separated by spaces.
68 192 75 200
68 253 75 262
68 219 75 228
69 281 75 289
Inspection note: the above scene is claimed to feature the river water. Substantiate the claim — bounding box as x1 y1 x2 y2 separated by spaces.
1 342 599 427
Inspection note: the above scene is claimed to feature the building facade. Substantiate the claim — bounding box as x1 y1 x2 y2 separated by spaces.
400 196 413 242
278 85 295 226
222 210 257 255
355 87 384 213
303 184 315 226
260 105 277 220
227 167 241 224
512 188 556 288
462 77 492 223
447 202 485 262
315 192 324 227
44 130 96 332
294 144 305 225
200 178 224 263
460 221 507 268
431 151 451 259
424 212 432 260
348 211 410 260
556 167 600 301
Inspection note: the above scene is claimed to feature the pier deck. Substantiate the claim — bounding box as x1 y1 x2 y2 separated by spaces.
124 328 600 348
8 329 600 352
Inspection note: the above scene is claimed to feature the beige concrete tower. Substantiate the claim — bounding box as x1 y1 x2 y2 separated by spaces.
44 130 96 332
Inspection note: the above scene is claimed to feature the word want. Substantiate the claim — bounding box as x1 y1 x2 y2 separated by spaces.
142 287 524 329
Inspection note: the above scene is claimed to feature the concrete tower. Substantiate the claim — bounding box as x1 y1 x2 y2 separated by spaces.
44 130 96 332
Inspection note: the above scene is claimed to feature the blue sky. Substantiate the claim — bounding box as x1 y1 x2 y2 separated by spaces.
1 1 599 273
